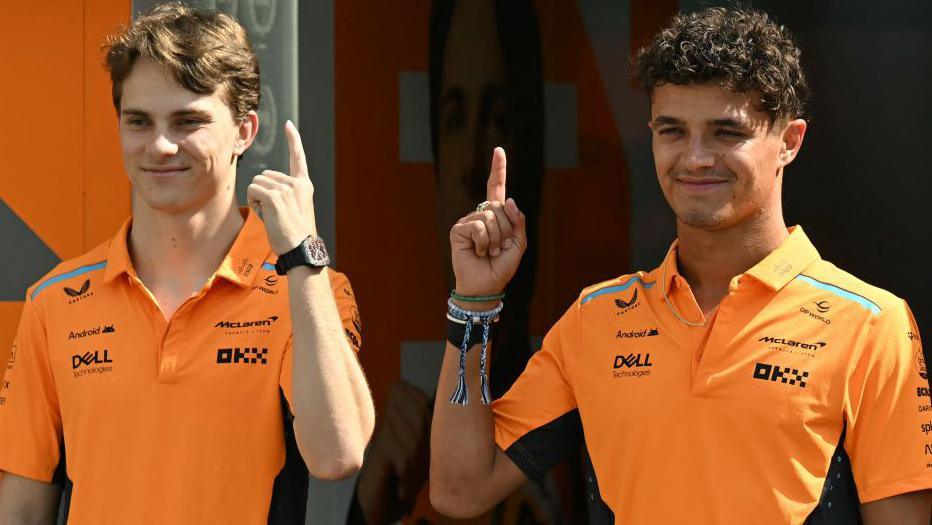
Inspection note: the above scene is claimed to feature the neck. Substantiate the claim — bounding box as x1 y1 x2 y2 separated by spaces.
675 206 788 312
128 194 244 291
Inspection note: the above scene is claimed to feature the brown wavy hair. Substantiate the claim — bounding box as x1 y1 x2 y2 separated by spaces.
634 7 809 123
104 2 260 121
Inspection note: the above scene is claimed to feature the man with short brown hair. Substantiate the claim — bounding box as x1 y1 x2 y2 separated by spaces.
0 3 373 523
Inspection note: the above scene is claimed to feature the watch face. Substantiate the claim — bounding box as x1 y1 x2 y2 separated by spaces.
303 238 330 266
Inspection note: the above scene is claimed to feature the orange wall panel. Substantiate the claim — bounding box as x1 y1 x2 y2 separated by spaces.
0 1 131 388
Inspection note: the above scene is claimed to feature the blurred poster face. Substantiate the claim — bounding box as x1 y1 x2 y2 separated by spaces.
435 0 514 285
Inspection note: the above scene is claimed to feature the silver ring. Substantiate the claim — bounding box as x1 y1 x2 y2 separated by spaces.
476 201 491 213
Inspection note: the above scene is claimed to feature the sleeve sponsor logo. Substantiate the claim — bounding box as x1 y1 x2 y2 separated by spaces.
753 362 809 388
344 328 360 350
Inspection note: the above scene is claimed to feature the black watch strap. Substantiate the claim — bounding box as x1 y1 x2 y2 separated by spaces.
274 236 330 275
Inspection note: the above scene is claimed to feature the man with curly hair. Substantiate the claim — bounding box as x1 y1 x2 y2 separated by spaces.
430 6 931 523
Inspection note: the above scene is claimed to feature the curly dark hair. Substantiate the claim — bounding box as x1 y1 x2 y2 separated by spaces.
634 7 809 123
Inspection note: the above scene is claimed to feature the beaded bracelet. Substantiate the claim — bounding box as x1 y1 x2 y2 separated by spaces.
446 298 503 406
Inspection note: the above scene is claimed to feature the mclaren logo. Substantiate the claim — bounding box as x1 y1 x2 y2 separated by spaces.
759 336 826 352
214 316 279 329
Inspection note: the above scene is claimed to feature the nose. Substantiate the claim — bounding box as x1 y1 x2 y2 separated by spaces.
682 135 715 172
148 129 179 157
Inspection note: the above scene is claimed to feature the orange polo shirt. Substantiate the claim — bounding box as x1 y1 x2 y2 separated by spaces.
493 226 929 524
0 208 362 524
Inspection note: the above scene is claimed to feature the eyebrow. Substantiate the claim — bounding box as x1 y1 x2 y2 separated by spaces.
651 115 751 128
651 116 683 126
120 108 213 119
710 118 750 128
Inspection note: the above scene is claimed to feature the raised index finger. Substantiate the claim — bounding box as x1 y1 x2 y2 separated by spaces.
284 120 309 178
486 147 506 202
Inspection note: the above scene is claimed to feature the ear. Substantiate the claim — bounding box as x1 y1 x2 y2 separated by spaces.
233 110 259 157
778 118 807 168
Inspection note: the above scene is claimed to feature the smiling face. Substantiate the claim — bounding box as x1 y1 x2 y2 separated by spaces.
118 58 256 215
649 83 806 231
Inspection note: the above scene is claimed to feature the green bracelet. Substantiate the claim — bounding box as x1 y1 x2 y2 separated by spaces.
450 290 506 302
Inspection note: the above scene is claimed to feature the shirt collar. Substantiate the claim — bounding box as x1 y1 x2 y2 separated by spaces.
659 225 820 294
102 207 272 288
744 226 820 291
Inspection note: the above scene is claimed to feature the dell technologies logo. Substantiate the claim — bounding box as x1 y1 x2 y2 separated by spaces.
72 349 114 378
612 352 653 379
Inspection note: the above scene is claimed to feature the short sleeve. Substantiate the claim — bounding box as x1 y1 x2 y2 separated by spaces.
844 299 932 502
492 299 582 480
0 298 63 482
279 270 362 412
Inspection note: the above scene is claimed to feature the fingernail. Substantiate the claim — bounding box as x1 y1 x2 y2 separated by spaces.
503 239 513 250
491 248 500 257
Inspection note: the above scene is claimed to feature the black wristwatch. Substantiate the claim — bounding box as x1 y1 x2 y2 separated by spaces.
274 235 331 275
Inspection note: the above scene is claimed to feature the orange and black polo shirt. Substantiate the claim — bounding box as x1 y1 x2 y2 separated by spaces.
0 208 362 524
493 226 929 524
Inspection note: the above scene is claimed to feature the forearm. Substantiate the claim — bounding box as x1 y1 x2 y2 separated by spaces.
0 473 60 525
288 266 374 479
429 341 501 514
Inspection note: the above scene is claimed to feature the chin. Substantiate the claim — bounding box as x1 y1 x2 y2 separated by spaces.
676 207 733 229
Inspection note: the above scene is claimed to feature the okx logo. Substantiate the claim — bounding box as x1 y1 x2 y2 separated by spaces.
753 362 809 388
614 289 639 315
217 347 269 365
63 279 93 304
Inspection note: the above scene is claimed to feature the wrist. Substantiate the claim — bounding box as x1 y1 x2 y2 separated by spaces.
450 297 500 311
